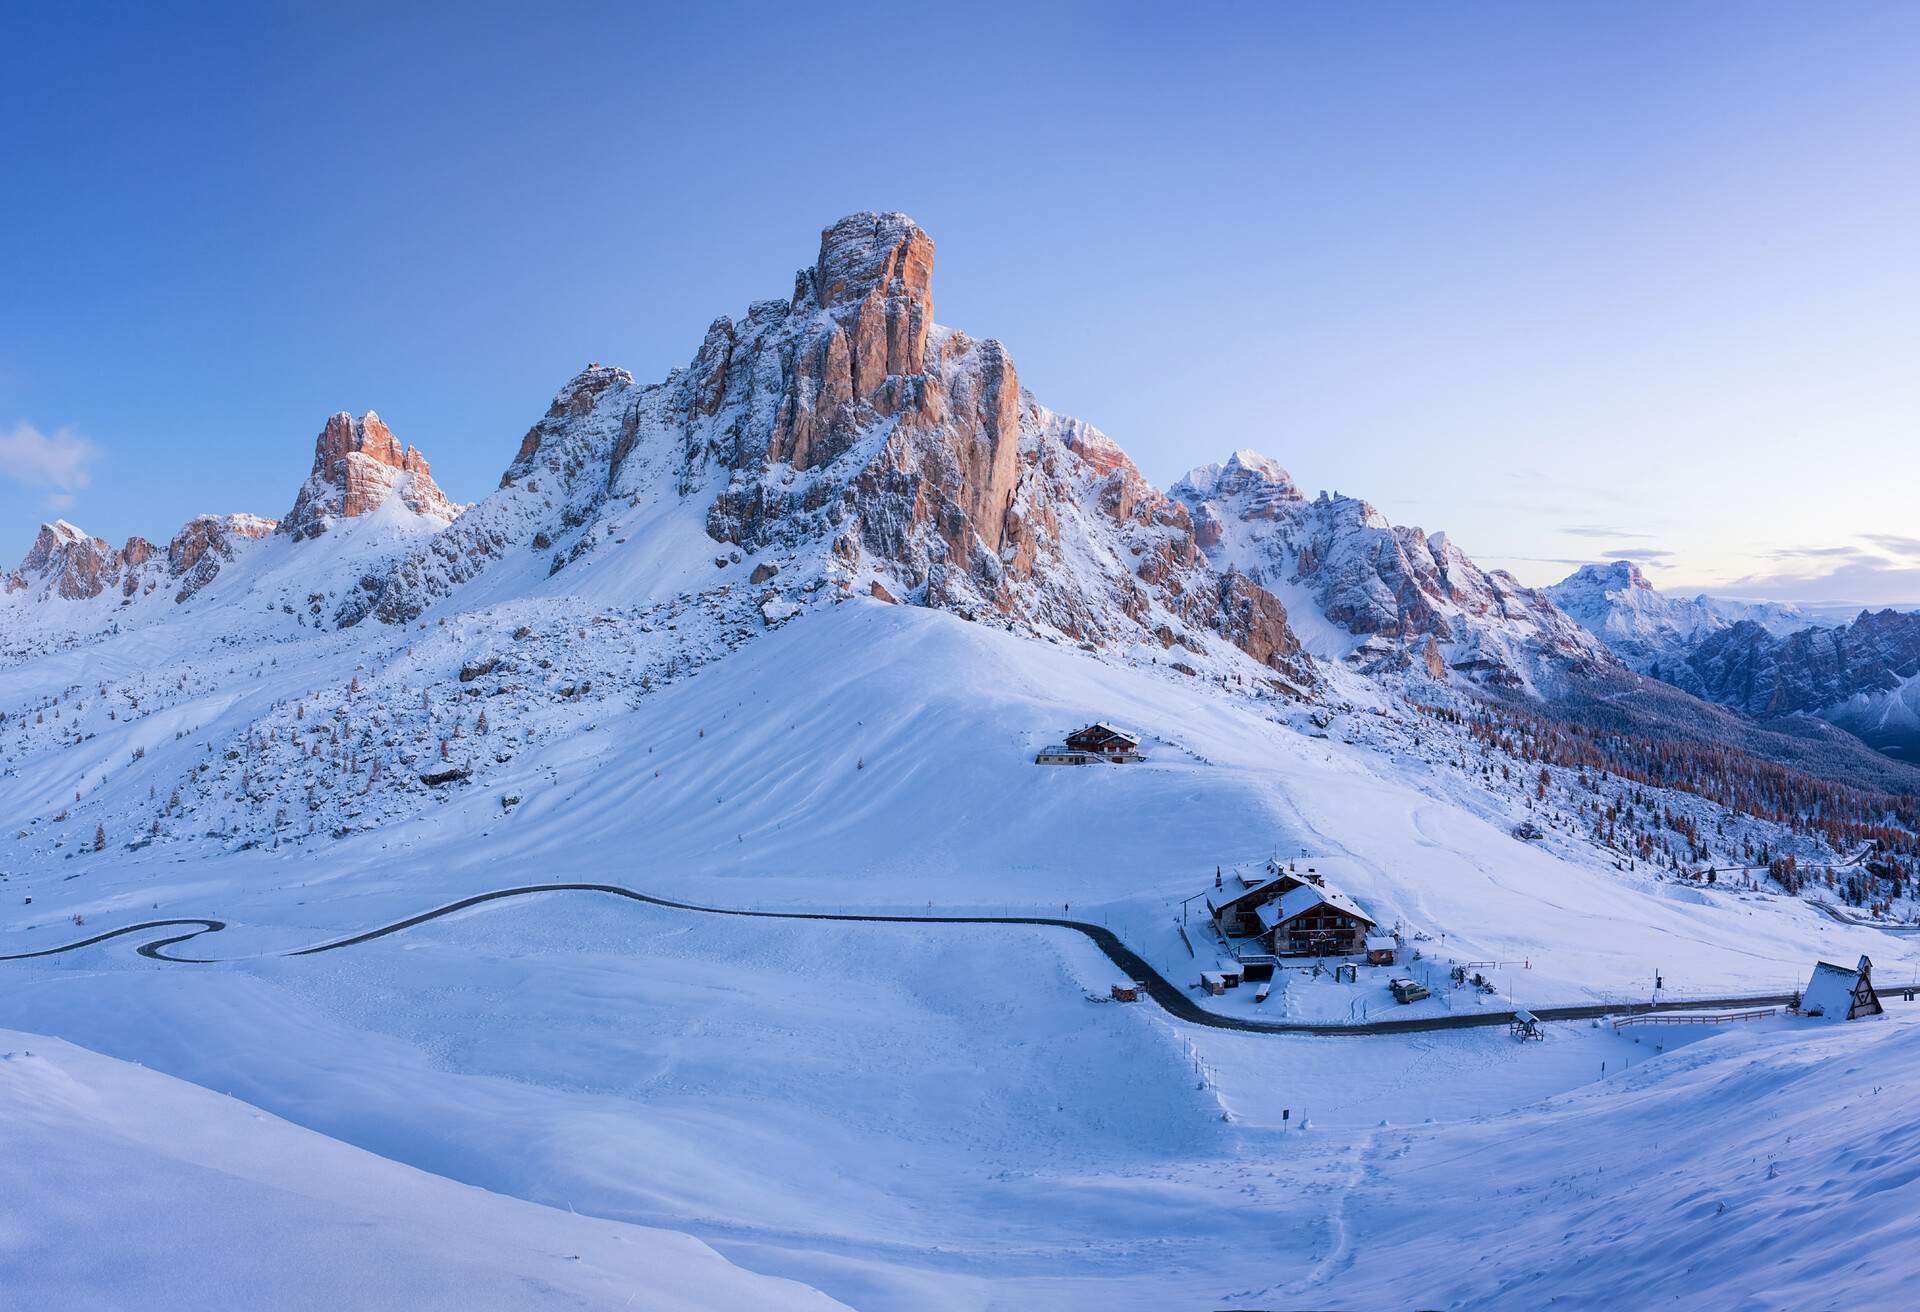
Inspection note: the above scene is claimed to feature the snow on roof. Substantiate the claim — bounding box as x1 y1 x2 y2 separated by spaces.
1365 935 1397 951
1214 875 1296 915
1071 722 1137 742
1255 881 1376 930
1801 956 1872 1019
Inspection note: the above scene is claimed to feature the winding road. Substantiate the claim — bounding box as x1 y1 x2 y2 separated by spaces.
4 882 1908 1036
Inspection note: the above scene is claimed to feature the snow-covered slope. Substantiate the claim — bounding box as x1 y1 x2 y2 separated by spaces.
1548 559 1813 690
0 1029 846 1310
1170 450 1615 696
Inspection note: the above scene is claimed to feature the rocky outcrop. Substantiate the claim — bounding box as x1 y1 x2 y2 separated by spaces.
281 412 459 541
10 521 157 601
1173 451 1614 694
166 513 277 602
1686 608 1920 725
6 512 282 611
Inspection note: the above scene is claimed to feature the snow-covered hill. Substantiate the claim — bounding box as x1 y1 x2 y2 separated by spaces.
0 1029 847 1310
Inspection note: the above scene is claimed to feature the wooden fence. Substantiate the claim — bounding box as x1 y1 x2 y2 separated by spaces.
1612 1007 1776 1029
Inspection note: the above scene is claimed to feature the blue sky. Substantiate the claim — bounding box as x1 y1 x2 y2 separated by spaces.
4 2 1917 605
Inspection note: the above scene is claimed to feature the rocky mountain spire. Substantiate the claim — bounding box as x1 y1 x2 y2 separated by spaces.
280 411 458 540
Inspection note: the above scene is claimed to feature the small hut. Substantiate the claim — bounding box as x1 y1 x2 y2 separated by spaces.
1365 935 1397 966
1799 955 1883 1021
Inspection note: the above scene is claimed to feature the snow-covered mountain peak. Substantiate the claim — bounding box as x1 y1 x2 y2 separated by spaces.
7 519 156 602
1173 450 1303 521
332 213 1318 689
280 410 460 541
1547 558 1816 693
810 211 934 318
1563 559 1654 594
1170 457 1612 692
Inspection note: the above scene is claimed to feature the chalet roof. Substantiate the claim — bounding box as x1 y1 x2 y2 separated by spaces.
1213 874 1305 917
1365 935 1397 952
1802 955 1875 1020
1069 722 1138 745
1256 882 1376 931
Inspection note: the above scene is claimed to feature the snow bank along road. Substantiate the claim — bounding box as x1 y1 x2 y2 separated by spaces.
4 882 1906 1035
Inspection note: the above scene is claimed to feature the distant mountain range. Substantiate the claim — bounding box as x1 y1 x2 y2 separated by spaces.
1547 560 1920 761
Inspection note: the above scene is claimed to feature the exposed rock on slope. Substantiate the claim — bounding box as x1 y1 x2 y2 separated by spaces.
1172 451 1612 694
342 213 1313 683
166 513 278 602
1682 609 1920 758
5 521 156 600
281 411 459 540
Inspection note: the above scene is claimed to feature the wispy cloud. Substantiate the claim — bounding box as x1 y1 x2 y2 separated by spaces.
1603 546 1673 563
1562 524 1655 541
0 422 100 507
1860 533 1920 560
1722 554 1920 611
1766 543 1871 561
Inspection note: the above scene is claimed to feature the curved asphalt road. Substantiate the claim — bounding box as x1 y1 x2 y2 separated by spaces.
8 882 1894 1035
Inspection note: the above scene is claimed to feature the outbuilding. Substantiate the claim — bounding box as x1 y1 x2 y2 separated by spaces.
1365 935 1398 966
1799 954 1883 1021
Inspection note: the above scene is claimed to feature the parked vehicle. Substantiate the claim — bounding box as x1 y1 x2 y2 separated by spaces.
1390 977 1431 1004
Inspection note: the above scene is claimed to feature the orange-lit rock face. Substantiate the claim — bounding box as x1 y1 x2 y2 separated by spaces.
281 411 458 540
16 521 137 600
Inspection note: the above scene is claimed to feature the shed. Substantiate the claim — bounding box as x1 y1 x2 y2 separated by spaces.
1800 955 1883 1021
1111 981 1141 1003
1200 971 1227 996
1365 935 1397 966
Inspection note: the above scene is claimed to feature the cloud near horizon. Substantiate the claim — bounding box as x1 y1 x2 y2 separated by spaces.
1721 538 1920 610
0 422 100 507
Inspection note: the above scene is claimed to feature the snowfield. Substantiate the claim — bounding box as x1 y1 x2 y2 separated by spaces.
0 1029 848 1311
4 601 1918 1309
